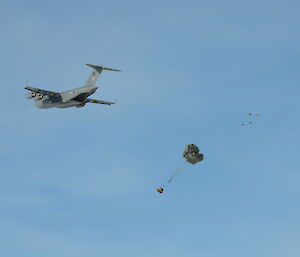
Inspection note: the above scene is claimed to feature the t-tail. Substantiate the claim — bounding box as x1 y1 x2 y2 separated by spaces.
84 64 121 87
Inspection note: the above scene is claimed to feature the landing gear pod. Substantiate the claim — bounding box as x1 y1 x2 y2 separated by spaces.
157 187 164 194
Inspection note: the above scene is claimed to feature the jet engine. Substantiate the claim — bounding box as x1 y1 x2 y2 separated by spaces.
26 92 36 99
37 94 43 99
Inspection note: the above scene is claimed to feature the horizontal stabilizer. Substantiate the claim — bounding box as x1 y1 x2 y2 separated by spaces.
86 64 121 72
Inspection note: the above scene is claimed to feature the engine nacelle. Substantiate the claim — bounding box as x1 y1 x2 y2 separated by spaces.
26 92 36 99
37 94 43 99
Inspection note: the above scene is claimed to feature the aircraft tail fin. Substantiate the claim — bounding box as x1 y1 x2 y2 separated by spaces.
84 64 120 87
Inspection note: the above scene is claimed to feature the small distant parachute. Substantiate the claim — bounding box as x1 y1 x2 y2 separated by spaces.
241 113 261 126
157 144 204 194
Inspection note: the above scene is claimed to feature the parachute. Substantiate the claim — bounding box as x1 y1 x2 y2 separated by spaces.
241 113 261 126
183 144 204 165
156 144 204 193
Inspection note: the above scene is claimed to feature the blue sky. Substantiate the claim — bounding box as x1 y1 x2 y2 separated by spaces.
1 0 300 256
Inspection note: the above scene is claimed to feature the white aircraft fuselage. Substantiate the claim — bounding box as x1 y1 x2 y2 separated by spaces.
31 86 98 109
25 64 120 109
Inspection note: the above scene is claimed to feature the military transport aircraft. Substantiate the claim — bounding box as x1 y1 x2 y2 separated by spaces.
25 64 120 109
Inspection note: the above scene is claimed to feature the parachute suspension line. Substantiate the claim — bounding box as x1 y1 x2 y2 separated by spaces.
167 159 188 184
163 158 183 184
157 159 186 193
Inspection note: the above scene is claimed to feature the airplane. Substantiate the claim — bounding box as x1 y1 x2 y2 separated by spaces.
25 64 120 109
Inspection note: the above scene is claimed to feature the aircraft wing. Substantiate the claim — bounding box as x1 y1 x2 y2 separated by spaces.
25 86 61 98
86 98 116 105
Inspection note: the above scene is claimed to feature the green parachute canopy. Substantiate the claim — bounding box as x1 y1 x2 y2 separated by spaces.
183 144 204 164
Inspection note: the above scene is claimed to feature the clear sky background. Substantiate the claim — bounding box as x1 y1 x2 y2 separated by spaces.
1 0 300 257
